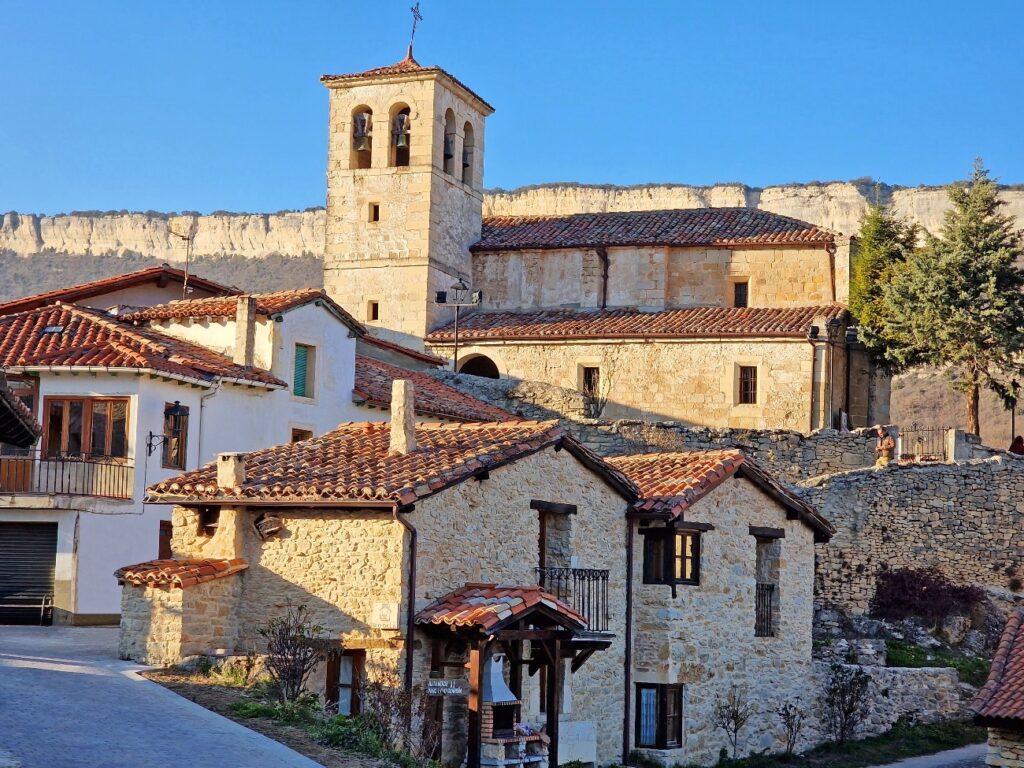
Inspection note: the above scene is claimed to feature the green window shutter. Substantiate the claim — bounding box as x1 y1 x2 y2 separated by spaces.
293 344 309 397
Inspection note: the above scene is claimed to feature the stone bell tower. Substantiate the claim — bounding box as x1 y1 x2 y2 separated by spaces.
320 52 494 349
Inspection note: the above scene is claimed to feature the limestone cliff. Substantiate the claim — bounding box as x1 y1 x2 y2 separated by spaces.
5 182 1024 260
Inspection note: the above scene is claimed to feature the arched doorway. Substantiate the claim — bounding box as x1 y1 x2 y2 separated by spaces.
458 355 499 379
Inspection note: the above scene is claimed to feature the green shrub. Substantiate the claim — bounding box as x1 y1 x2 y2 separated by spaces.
229 700 277 718
886 641 991 687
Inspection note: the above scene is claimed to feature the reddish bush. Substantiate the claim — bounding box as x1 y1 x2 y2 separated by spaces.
870 567 985 624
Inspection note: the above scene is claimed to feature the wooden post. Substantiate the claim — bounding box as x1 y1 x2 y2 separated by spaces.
467 638 486 768
545 638 561 768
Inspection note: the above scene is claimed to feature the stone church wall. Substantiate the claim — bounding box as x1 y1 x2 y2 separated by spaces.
800 455 1024 614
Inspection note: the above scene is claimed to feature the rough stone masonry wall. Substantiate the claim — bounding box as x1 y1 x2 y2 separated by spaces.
986 729 1024 767
800 455 1024 615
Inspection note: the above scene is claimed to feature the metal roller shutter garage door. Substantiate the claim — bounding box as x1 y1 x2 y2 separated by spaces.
0 522 57 625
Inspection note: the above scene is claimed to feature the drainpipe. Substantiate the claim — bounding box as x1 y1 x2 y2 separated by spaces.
621 518 634 764
393 506 418 699
596 247 610 309
197 381 222 468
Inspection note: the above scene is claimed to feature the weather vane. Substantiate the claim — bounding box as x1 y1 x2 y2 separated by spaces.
408 2 422 58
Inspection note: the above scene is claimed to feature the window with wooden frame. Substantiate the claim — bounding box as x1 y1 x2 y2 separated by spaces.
733 280 749 308
325 649 365 715
581 366 601 398
293 343 316 398
291 428 313 443
635 683 682 749
162 402 189 470
738 365 758 405
158 520 173 560
643 529 701 586
43 397 129 459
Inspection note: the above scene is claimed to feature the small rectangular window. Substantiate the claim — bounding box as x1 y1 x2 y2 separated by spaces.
635 683 683 749
369 203 380 222
293 343 316 398
368 301 380 321
643 530 700 586
291 428 313 443
733 281 749 308
198 506 220 537
158 520 173 560
738 365 758 405
162 403 189 470
581 366 600 398
326 649 365 715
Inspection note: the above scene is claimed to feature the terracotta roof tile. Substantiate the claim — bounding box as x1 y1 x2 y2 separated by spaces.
0 375 40 448
0 304 285 388
354 355 513 422
426 305 845 343
415 583 587 632
122 288 365 334
0 265 237 316
148 420 637 506
114 558 248 588
360 334 447 366
475 208 834 252
321 53 494 112
973 609 1024 724
608 451 833 541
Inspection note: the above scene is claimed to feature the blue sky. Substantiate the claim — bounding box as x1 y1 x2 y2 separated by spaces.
2 1 1022 214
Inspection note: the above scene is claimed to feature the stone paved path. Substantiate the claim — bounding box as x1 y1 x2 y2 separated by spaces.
868 743 986 768
0 626 323 768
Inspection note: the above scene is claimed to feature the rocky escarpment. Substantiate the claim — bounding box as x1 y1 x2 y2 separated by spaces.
5 181 1024 261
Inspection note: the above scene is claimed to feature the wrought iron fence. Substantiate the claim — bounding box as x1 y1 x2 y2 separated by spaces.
897 424 949 463
0 451 134 499
535 567 610 632
755 582 776 638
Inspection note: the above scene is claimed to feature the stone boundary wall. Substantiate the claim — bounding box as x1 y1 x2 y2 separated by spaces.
800 455 1024 615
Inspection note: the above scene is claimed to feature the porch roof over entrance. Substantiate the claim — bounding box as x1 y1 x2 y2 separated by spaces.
416 583 587 633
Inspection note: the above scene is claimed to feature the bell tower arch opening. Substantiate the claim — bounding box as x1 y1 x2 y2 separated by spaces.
321 55 494 350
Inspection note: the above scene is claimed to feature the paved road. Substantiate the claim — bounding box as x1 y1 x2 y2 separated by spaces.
0 626 323 768
869 744 987 768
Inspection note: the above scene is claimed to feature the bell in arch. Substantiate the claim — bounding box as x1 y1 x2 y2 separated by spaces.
393 113 411 148
443 134 455 161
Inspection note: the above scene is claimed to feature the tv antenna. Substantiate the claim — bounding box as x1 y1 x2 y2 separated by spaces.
168 222 197 299
407 2 422 58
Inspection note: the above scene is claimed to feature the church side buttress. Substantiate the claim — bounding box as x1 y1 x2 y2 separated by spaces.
321 57 494 349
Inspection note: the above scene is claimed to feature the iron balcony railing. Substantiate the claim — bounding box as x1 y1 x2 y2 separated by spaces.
0 450 134 500
535 567 610 632
755 582 776 638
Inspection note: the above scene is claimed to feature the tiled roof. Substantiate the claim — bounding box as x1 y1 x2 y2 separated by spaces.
608 450 834 541
973 609 1024 724
415 583 587 632
0 376 40 448
0 265 237 316
475 208 834 252
426 305 846 343
321 52 494 112
122 288 366 334
354 355 513 423
148 420 637 507
114 558 248 589
0 304 285 389
359 334 447 366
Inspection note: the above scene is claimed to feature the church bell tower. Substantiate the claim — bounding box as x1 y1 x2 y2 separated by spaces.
320 52 494 349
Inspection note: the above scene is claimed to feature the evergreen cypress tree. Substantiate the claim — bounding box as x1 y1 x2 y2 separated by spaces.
881 160 1024 436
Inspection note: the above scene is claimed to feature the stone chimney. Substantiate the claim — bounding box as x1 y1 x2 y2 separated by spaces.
389 379 416 455
234 295 257 367
217 452 247 489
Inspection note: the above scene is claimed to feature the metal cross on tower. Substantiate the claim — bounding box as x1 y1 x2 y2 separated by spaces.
407 2 422 58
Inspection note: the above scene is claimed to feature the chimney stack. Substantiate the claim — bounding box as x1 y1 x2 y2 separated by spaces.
234 295 257 366
389 379 417 455
217 452 247 489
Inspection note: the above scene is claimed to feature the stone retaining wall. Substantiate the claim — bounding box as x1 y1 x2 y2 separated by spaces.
800 455 1024 614
986 728 1024 767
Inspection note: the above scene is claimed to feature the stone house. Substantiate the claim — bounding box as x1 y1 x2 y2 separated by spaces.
117 382 837 767
973 609 1024 767
317 53 889 432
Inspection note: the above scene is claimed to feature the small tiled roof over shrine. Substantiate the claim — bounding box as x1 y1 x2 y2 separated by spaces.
148 420 637 507
608 450 834 541
426 305 846 343
973 609 1024 725
115 558 248 589
354 355 513 423
416 583 587 632
0 304 285 389
475 208 835 252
